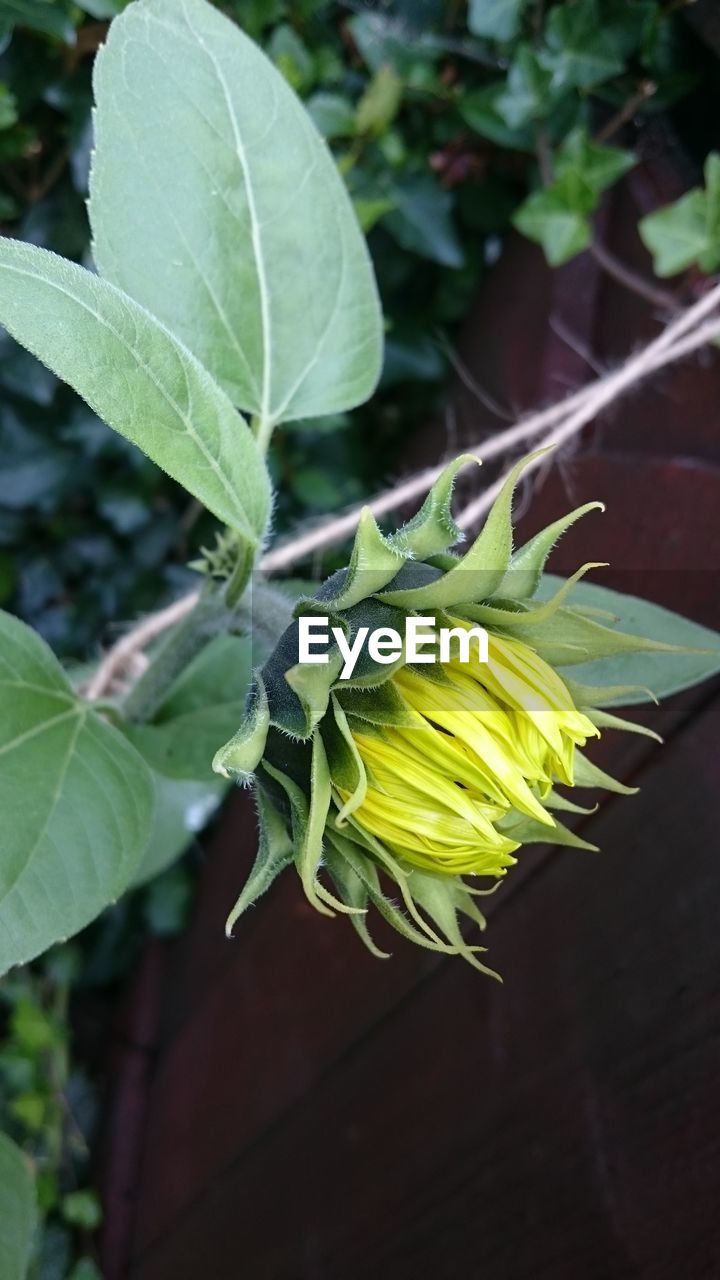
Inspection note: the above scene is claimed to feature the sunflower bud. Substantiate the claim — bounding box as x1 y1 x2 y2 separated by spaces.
214 452 674 975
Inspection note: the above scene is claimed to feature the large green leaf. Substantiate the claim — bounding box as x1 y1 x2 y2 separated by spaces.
0 610 154 973
89 0 383 430
0 239 270 545
539 577 720 702
0 1133 36 1280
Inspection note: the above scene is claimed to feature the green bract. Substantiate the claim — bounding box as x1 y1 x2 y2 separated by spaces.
214 453 697 975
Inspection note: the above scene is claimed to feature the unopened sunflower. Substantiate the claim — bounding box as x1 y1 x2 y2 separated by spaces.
214 453 673 975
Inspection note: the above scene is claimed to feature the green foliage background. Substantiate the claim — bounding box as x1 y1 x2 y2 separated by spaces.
1 0 716 661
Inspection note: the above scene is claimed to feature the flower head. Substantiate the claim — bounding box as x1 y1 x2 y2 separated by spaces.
215 453 671 974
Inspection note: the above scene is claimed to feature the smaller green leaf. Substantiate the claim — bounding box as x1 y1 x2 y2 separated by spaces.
124 635 252 781
61 1190 102 1231
349 12 440 76
541 0 624 90
0 1132 36 1280
554 126 635 196
9 1094 47 1133
461 84 534 150
133 773 227 887
306 92 356 139
355 65 403 137
11 1000 62 1053
385 175 464 268
513 172 595 265
468 0 528 42
639 188 708 277
640 152 720 277
0 0 75 41
496 45 553 129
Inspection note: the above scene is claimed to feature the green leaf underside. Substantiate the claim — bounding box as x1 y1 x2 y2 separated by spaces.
538 576 720 701
125 634 253 780
89 0 383 426
132 773 228 886
0 610 154 974
0 1132 36 1280
0 239 270 541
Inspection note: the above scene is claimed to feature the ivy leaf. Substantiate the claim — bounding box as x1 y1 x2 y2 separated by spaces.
539 577 720 701
495 45 553 129
640 151 720 279
89 0 383 432
384 175 464 267
461 83 534 150
513 172 595 265
639 189 709 277
554 126 635 196
541 0 624 90
0 0 75 42
0 1133 36 1280
0 610 154 974
639 152 720 277
306 92 356 139
467 0 528 42
0 239 271 546
349 12 440 76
